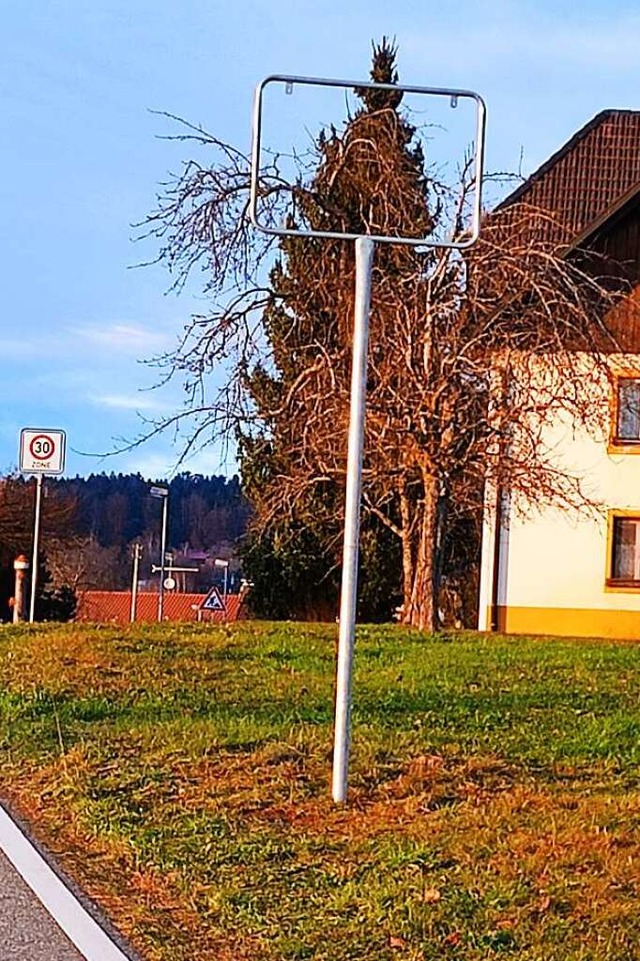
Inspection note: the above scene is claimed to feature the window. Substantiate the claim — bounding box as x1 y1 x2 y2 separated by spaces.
609 514 640 586
614 378 640 443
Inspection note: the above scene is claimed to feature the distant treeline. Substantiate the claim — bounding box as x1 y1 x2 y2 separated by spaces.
51 472 251 551
0 471 251 619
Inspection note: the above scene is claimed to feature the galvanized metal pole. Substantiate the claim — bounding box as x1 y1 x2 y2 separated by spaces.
332 236 375 804
130 544 141 623
29 475 43 623
157 495 168 623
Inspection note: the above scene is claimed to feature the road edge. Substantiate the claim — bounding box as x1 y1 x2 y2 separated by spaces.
0 799 143 961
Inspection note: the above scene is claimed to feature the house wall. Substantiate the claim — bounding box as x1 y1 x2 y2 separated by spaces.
478 354 640 639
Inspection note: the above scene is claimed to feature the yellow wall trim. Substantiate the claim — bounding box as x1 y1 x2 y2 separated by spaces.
489 606 640 640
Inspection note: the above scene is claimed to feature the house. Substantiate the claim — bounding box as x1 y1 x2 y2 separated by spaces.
478 111 640 640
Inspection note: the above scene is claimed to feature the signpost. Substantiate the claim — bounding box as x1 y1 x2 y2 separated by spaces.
250 75 486 803
201 586 226 613
130 543 142 623
19 428 67 622
149 486 169 622
20 429 66 475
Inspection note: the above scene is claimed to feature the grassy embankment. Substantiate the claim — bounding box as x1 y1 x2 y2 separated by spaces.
1 622 640 960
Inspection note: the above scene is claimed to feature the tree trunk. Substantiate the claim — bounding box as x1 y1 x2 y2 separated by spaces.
403 473 439 631
399 485 415 617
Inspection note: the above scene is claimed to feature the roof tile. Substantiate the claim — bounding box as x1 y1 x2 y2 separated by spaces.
499 110 640 241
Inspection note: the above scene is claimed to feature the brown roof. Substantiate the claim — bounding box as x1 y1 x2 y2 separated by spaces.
75 591 246 625
498 110 640 245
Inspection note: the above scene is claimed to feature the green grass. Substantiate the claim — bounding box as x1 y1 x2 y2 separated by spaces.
2 622 640 960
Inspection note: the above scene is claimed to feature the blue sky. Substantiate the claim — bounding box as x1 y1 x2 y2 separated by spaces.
3 0 640 479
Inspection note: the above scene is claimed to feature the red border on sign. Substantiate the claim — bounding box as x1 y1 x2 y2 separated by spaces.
29 434 56 460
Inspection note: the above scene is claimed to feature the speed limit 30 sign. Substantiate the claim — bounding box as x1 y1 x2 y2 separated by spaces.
19 428 66 474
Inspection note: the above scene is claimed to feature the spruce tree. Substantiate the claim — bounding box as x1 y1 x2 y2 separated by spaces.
240 39 434 622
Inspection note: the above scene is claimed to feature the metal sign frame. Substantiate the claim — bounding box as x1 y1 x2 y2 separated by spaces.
250 74 486 249
249 73 486 804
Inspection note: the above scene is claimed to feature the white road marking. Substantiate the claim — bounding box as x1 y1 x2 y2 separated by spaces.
0 803 132 961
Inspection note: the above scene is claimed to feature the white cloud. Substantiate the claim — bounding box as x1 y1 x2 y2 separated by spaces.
115 443 235 481
69 322 173 355
1 320 175 366
0 338 39 358
89 391 171 412
0 335 72 360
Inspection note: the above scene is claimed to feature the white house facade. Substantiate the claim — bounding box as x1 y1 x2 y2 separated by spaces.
478 355 640 638
477 110 640 639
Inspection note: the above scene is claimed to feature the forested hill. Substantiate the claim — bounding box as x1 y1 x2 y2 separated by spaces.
52 472 251 551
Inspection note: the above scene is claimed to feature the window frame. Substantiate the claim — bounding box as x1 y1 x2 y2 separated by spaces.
606 510 640 591
610 373 640 452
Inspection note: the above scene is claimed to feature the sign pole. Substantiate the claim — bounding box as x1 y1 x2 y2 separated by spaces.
130 544 142 623
157 494 168 622
249 73 485 805
29 474 43 623
332 236 375 803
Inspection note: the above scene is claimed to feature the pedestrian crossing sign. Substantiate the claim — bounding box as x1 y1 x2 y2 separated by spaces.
201 586 226 612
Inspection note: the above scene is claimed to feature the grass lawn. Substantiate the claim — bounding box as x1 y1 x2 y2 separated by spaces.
1 622 640 960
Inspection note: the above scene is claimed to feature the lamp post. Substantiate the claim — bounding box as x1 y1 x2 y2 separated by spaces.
214 558 229 598
150 485 169 622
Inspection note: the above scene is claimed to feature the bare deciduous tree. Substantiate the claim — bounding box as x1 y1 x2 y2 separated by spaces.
44 536 123 592
139 42 622 630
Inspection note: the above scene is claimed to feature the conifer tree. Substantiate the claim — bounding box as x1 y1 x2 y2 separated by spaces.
239 39 433 621
142 41 621 630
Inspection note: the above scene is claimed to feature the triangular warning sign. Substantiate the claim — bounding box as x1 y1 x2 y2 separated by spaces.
201 586 226 612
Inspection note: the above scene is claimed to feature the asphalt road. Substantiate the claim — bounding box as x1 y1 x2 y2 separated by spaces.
0 848 85 960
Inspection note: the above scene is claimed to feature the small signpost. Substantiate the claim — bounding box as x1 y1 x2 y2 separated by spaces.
201 586 226 613
19 428 67 622
19 429 66 475
149 486 169 622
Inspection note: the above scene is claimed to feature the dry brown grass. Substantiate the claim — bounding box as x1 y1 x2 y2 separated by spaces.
3 623 640 959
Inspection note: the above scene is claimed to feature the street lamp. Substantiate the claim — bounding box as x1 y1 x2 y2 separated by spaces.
214 558 229 597
150 485 169 622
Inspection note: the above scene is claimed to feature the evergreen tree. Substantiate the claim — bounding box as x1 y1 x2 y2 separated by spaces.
142 39 620 630
240 39 422 620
